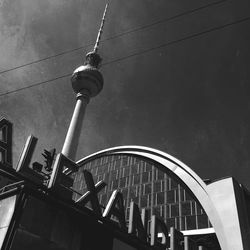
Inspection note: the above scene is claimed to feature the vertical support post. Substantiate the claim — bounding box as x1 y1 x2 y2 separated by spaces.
170 227 184 250
150 215 170 248
184 236 198 250
184 237 189 250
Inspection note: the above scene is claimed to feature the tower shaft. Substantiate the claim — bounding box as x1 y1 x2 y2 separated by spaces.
61 91 89 160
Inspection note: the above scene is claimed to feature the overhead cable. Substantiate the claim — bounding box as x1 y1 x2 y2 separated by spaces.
0 0 228 75
0 14 249 98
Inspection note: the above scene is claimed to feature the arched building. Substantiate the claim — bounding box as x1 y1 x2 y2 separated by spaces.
73 145 250 250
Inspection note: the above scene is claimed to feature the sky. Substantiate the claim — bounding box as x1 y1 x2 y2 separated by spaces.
0 0 250 188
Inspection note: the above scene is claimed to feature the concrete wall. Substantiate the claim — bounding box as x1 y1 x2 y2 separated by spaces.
207 177 250 250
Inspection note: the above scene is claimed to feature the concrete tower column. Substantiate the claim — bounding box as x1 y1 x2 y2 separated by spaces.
61 90 90 160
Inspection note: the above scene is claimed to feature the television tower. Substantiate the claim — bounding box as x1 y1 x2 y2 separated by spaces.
61 3 108 160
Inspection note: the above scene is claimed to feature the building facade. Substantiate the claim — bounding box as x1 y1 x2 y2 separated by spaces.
74 153 211 232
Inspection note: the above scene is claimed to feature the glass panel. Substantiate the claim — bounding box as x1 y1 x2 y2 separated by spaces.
181 202 192 216
186 215 197 230
165 205 170 218
144 183 152 195
156 192 165 205
170 179 178 190
142 172 149 183
154 182 161 193
185 192 193 201
157 171 165 180
119 178 126 188
140 195 147 208
167 190 175 203
179 216 186 231
170 204 179 217
133 175 140 185
197 214 209 229
179 188 185 202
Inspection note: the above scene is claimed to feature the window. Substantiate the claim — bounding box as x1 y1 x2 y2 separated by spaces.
119 178 126 188
197 214 209 229
185 192 193 201
122 167 130 177
157 171 165 180
170 179 178 189
170 204 179 217
122 157 128 166
186 215 197 230
112 179 118 189
165 205 170 218
142 172 149 183
156 192 165 205
133 175 140 185
179 188 185 202
179 216 186 231
145 163 152 172
191 202 196 215
181 202 191 216
144 183 152 195
196 204 204 215
154 181 161 193
140 195 147 208
167 190 175 203
131 165 138 174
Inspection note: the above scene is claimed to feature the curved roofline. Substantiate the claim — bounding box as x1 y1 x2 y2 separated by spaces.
78 145 206 190
77 145 229 249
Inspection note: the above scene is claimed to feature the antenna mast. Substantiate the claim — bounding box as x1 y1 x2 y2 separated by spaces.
93 3 109 53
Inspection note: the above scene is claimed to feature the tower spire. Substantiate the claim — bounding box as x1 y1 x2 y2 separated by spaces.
61 4 108 160
85 3 109 68
93 3 108 54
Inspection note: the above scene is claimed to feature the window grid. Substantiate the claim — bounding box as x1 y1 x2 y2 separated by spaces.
73 155 211 231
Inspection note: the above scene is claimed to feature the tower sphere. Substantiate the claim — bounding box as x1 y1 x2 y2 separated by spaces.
71 52 104 97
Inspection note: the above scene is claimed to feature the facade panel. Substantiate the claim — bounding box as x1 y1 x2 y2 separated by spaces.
73 154 212 231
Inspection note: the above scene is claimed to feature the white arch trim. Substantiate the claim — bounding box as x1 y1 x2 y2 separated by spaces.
77 145 229 249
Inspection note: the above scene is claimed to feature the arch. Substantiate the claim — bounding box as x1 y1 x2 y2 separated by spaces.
77 145 228 249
